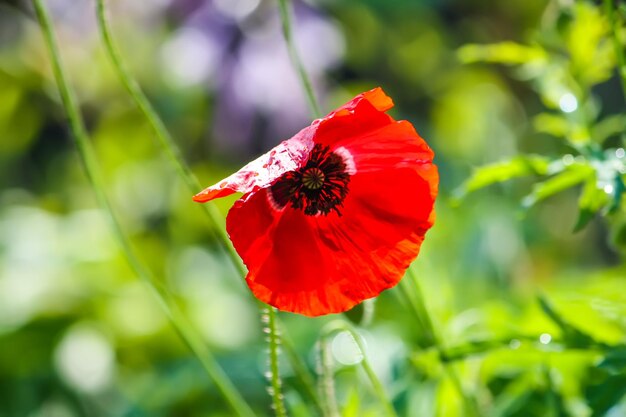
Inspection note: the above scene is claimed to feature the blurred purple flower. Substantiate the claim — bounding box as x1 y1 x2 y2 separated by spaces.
162 0 344 159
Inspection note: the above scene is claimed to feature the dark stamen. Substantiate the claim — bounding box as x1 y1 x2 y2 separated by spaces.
269 144 351 216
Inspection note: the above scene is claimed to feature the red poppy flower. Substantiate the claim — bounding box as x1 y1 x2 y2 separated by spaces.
193 87 438 316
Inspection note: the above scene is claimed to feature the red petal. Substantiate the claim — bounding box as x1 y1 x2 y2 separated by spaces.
316 90 395 146
226 164 437 316
330 87 394 116
331 120 434 175
192 127 315 203
315 90 433 172
192 87 394 203
195 87 439 316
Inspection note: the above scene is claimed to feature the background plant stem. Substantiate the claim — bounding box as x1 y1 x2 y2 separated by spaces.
403 269 480 416
95 0 245 277
33 1 254 416
282 333 326 415
317 337 341 417
277 0 322 119
320 322 397 417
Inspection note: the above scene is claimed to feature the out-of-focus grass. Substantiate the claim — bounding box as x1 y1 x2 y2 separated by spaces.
1 0 625 416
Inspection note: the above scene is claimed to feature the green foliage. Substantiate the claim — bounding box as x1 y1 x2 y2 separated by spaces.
521 163 592 209
458 41 547 66
456 0 626 232
1 0 626 416
454 155 551 200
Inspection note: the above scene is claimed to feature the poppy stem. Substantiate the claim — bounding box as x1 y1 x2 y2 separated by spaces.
266 308 289 417
319 322 398 417
33 1 255 416
276 0 323 119
603 0 626 103
403 268 481 416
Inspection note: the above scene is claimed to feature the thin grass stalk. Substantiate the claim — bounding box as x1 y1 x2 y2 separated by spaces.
266 308 288 417
94 0 245 277
320 322 397 417
276 0 322 119
604 0 626 103
396 280 433 348
403 268 480 417
32 1 254 416
282 334 326 416
317 338 341 417
359 299 376 327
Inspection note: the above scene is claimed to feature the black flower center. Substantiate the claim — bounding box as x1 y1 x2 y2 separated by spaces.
269 144 351 216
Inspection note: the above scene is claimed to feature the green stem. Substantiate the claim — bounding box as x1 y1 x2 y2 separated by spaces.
359 299 376 327
320 322 397 417
403 269 480 417
604 0 626 103
396 280 433 348
317 337 341 417
276 0 322 119
266 308 288 417
282 334 326 416
95 0 245 278
33 1 254 416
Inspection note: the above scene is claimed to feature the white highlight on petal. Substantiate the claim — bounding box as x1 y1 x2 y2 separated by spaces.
334 146 357 175
266 188 286 213
198 132 314 200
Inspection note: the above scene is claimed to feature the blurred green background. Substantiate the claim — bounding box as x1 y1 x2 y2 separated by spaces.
1 0 626 416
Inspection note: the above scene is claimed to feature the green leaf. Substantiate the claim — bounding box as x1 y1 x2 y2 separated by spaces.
533 113 570 138
566 2 615 87
454 155 551 200
536 294 599 349
521 163 593 208
457 42 547 65
597 347 626 375
592 114 626 144
608 176 624 213
573 174 610 232
586 374 626 417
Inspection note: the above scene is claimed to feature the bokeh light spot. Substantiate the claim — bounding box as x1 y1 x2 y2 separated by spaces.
539 333 552 345
54 325 115 393
559 93 578 113
331 330 363 366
